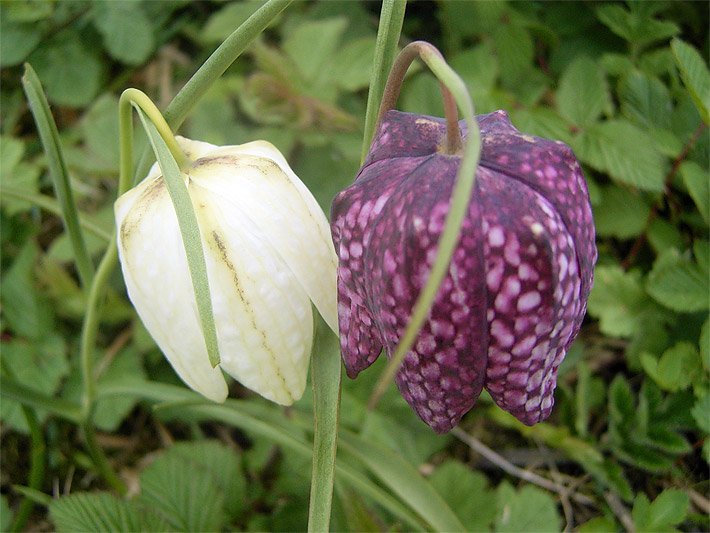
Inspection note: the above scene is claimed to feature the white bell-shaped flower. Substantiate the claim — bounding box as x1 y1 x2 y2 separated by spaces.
115 137 338 405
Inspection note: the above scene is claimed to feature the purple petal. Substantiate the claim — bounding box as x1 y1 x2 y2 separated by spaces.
362 156 488 433
477 169 582 424
331 156 424 377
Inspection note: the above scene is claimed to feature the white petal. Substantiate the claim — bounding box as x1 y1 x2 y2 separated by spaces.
114 177 228 402
190 182 314 405
188 140 339 334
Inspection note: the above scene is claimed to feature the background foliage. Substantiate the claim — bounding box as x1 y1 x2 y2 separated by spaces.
1 0 708 531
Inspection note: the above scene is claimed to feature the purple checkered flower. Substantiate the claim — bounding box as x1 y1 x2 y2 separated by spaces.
331 110 597 433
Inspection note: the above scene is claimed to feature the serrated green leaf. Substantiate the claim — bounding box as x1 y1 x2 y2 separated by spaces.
138 448 225 532
647 218 684 253
0 241 55 339
494 21 534 89
495 483 561 533
511 107 572 144
557 56 610 127
647 425 692 455
632 489 689 532
680 161 709 224
596 4 679 47
671 39 710 124
593 185 651 239
450 43 499 94
588 266 661 338
578 516 618 532
573 120 665 191
647 248 709 312
641 342 701 392
620 71 672 129
430 461 497 531
169 441 246 521
608 375 635 429
330 37 377 92
27 33 103 107
92 1 154 65
283 17 348 84
50 492 168 533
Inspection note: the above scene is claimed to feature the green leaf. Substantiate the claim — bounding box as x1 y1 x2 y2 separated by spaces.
0 240 55 339
138 446 225 532
494 22 534 89
338 432 465 532
578 516 618 532
136 109 221 367
620 71 672 129
495 483 561 533
608 375 635 430
588 266 661 338
632 489 689 532
647 218 684 254
593 185 651 239
0 495 12 531
81 94 122 172
50 492 167 532
557 56 610 127
450 43 499 94
680 161 709 224
429 460 497 531
692 393 710 433
510 107 572 144
573 120 665 191
331 37 377 92
92 1 154 65
0 335 68 432
0 136 41 215
27 32 103 107
283 17 348 84
647 248 709 312
596 4 679 48
0 15 41 67
168 441 246 521
641 342 702 392
700 317 710 372
671 39 710 124
201 1 266 43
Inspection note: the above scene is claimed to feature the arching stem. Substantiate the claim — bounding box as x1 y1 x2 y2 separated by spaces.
376 41 463 155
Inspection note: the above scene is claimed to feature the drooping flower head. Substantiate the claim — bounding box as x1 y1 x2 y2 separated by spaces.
116 137 338 405
331 110 596 433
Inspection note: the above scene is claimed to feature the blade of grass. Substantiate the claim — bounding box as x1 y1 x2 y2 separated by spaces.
21 64 94 289
0 186 111 241
308 345 342 532
0 377 82 424
338 430 465 532
134 109 220 368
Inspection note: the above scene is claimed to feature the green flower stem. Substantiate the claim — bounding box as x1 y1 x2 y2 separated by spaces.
307 343 342 532
360 0 407 163
119 88 187 194
367 41 481 410
0 186 111 241
21 64 94 289
133 0 293 183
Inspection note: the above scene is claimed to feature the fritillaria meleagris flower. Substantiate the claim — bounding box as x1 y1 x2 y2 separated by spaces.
331 110 596 433
115 137 338 405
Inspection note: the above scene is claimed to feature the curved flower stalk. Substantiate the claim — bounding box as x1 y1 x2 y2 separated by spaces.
331 109 597 433
115 137 338 405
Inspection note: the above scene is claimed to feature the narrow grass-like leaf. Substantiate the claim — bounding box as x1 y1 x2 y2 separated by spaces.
135 110 220 368
308 344 342 532
21 64 94 288
671 38 710 124
0 376 82 424
361 0 407 162
338 431 466 532
0 186 111 241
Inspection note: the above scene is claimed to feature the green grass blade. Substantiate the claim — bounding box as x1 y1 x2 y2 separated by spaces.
21 64 94 288
338 431 466 532
308 345 342 532
0 185 111 242
135 110 221 368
